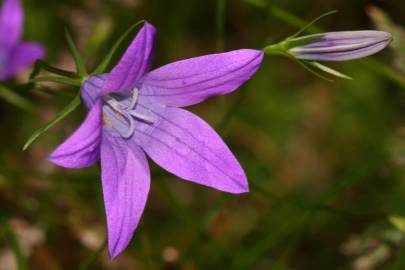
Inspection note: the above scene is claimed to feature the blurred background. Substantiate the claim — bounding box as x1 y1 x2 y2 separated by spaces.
1 0 405 269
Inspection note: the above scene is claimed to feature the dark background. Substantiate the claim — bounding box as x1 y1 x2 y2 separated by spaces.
0 0 405 269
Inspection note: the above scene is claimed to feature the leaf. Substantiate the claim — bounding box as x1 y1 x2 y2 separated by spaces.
23 93 81 150
65 28 87 76
92 20 145 74
389 215 405 234
0 85 35 112
31 76 82 86
309 62 353 80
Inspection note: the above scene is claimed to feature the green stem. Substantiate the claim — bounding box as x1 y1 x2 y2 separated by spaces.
0 86 36 112
31 76 83 87
263 41 289 55
5 223 29 270
216 0 226 51
79 238 107 270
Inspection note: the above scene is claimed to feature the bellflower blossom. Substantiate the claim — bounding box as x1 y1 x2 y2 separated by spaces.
288 30 392 61
49 22 263 257
0 0 45 80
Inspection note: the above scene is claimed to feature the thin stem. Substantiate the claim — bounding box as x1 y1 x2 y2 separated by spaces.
0 85 36 112
5 223 29 270
216 0 226 51
79 238 107 270
217 86 248 133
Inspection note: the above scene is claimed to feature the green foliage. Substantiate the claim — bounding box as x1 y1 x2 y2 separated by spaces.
389 216 405 234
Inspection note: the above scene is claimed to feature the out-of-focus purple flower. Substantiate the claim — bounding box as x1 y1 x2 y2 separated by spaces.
288 30 392 61
0 0 45 80
48 22 263 258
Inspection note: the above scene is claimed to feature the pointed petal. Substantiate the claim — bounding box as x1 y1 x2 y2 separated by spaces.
0 0 23 47
49 100 102 168
134 105 248 193
139 49 263 107
4 42 45 79
102 22 156 95
101 133 150 258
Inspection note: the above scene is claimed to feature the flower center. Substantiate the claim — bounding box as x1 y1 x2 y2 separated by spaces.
102 87 155 138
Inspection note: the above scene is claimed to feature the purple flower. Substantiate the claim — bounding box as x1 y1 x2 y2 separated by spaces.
49 22 263 257
0 0 44 80
288 30 392 61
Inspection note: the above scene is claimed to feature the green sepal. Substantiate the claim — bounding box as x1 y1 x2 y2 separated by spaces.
263 35 323 55
290 10 337 38
65 28 88 77
308 62 353 80
263 10 336 55
294 59 334 82
23 93 81 151
31 76 83 87
92 20 145 74
30 60 76 79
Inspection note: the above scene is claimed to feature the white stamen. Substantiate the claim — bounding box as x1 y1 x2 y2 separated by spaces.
103 96 122 113
126 87 139 110
129 110 155 123
119 112 136 138
103 88 155 138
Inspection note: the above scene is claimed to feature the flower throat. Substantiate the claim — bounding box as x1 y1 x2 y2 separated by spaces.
102 88 155 139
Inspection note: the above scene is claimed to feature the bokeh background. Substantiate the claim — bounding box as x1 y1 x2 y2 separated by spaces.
1 0 405 269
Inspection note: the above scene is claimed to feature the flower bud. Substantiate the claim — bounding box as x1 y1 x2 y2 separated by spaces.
288 30 392 61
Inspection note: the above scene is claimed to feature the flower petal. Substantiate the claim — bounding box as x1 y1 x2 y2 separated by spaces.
0 0 23 47
133 105 249 194
102 22 156 95
81 74 106 109
4 42 45 79
101 133 150 258
139 49 263 107
49 100 102 168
